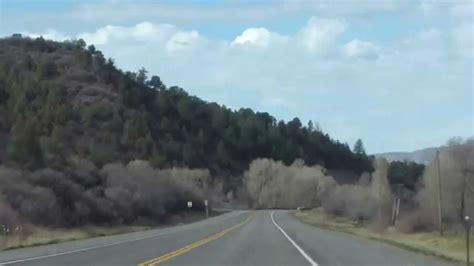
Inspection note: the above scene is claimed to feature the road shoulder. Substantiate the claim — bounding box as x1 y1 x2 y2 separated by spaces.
294 208 465 264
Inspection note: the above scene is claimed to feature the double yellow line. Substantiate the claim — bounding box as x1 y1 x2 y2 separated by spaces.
138 216 252 266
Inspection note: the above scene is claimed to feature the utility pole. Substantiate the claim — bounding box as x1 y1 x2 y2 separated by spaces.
396 184 401 225
378 178 382 224
391 197 397 225
436 149 444 236
391 184 401 226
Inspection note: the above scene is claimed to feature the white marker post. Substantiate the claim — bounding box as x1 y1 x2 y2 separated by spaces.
187 201 192 208
204 200 209 218
465 216 470 266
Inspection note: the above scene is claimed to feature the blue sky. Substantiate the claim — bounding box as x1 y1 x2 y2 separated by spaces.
1 0 472 153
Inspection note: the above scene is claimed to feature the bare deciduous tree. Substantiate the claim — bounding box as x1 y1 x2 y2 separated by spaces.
370 158 392 224
245 158 336 209
418 137 474 225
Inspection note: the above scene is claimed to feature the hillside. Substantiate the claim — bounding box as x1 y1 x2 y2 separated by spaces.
0 36 372 178
0 36 373 227
375 147 438 165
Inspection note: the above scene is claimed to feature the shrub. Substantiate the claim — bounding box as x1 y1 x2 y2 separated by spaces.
245 158 336 209
0 161 215 227
322 184 377 223
396 208 435 233
0 201 20 229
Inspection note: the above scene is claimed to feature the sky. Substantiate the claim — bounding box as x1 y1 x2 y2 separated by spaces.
0 0 473 153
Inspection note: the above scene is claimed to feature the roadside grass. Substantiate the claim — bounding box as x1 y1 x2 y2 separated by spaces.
294 208 471 265
0 210 225 251
0 225 151 250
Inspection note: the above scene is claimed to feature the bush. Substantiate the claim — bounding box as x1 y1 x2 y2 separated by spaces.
0 201 20 229
0 167 61 226
0 160 214 227
37 60 58 78
396 208 435 233
322 184 377 223
322 159 393 225
245 158 336 209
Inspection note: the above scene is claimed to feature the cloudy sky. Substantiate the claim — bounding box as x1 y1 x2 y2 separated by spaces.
1 0 472 153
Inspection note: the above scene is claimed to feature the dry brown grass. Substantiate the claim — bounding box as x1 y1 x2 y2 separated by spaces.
0 210 223 251
0 225 150 250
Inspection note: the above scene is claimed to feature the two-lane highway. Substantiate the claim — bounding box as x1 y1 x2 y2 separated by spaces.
0 210 449 266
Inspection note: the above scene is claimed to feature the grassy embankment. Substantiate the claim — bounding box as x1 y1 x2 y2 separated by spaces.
295 208 471 264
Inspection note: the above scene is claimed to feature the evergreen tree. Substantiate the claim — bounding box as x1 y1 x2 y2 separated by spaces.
137 67 148 84
308 120 314 132
148 75 165 90
353 139 366 156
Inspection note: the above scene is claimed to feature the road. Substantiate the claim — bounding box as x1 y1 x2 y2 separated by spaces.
0 210 449 266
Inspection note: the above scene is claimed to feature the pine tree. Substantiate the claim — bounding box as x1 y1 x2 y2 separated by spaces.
308 120 314 132
353 139 366 155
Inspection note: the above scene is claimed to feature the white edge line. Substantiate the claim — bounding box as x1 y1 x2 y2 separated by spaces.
0 230 176 265
271 211 318 266
0 211 248 265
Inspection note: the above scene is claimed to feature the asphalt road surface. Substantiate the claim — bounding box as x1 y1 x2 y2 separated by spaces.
0 210 450 266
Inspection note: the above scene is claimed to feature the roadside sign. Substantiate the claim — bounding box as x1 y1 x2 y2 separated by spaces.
187 201 192 208
204 200 209 218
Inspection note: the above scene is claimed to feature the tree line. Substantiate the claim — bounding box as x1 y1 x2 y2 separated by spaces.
0 36 373 194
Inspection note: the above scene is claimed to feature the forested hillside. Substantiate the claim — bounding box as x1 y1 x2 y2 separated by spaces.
0 36 372 189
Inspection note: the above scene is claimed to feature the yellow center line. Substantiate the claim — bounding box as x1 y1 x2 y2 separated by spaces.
138 215 252 266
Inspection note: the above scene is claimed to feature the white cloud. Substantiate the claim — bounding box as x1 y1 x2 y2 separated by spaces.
166 30 205 52
3 0 472 39
76 21 208 54
343 40 380 60
397 25 473 61
77 25 115 45
233 28 272 48
130 22 175 42
231 17 347 53
231 27 290 49
449 1 474 19
77 22 176 45
452 21 473 58
297 17 346 54
73 16 347 57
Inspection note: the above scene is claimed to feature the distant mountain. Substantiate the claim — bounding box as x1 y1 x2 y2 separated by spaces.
375 147 439 165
